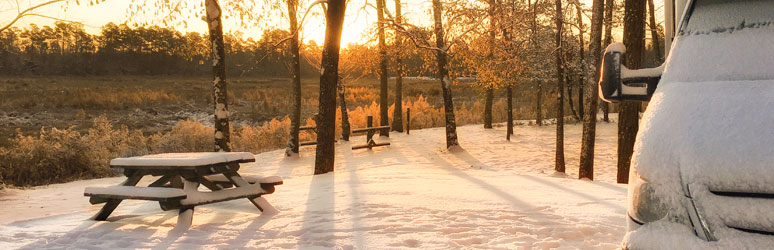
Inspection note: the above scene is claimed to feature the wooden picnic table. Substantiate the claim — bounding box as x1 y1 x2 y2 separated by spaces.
84 152 282 226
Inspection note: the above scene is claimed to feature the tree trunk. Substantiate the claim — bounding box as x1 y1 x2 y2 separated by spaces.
206 0 230 152
433 0 459 149
506 85 514 140
338 77 351 141
531 0 542 127
314 0 347 175
579 0 604 180
554 0 565 173
484 87 494 128
391 0 404 132
483 0 496 129
601 0 613 123
285 0 302 156
575 2 586 121
647 0 662 63
567 75 579 121
377 0 390 137
618 0 646 183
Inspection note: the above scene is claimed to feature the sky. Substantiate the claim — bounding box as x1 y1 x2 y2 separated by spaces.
1 0 663 46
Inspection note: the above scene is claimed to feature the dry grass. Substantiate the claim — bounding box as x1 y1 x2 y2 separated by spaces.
0 76 584 187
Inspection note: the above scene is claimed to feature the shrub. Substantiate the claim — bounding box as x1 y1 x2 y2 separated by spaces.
0 116 147 187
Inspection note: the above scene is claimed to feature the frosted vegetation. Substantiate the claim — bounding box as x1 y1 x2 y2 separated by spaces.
0 94 543 187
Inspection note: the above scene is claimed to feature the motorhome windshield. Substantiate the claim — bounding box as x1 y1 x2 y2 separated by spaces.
661 0 774 83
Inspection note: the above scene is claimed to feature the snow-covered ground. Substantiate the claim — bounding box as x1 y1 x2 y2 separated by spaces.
0 120 627 249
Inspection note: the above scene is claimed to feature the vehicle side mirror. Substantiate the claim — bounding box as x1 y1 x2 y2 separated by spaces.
599 43 664 103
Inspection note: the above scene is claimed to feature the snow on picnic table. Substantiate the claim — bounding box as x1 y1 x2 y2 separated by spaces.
0 120 627 249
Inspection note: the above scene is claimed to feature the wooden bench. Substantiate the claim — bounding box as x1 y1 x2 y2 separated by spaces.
84 152 282 227
299 125 318 146
352 115 391 150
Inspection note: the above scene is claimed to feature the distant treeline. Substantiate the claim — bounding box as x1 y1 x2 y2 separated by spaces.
0 22 325 77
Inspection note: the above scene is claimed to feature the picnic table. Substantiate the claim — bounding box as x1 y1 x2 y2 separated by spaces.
84 152 282 226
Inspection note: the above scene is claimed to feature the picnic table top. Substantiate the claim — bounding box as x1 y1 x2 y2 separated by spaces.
110 152 255 169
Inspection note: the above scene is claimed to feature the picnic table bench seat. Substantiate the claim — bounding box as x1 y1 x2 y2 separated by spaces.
85 186 187 203
205 175 283 191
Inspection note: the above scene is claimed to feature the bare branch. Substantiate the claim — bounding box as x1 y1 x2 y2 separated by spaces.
1 0 69 33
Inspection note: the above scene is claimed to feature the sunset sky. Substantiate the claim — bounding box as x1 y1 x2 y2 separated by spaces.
1 0 663 45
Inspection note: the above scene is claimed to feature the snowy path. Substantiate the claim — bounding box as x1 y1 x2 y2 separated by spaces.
0 121 627 249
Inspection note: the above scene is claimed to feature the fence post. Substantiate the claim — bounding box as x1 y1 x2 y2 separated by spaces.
406 108 410 135
366 115 374 144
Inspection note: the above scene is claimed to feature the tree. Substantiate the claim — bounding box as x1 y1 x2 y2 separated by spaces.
618 0 646 183
572 1 585 122
483 0 497 130
390 0 405 132
647 0 662 63
433 0 460 149
206 0 231 152
377 0 390 136
530 0 544 126
315 0 347 174
601 0 614 122
285 0 303 156
579 0 604 180
553 0 565 173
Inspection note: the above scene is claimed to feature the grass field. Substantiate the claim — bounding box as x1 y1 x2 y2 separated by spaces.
0 76 568 146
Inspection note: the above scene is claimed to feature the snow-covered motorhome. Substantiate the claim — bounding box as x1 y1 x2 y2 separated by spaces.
599 0 774 248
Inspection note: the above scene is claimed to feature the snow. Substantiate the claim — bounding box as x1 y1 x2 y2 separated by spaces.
605 42 626 54
662 0 774 83
110 152 255 167
214 103 229 119
0 121 629 249
622 65 664 79
260 176 283 184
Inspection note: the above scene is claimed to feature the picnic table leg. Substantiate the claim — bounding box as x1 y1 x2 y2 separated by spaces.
176 179 199 229
222 171 278 214
92 172 143 221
